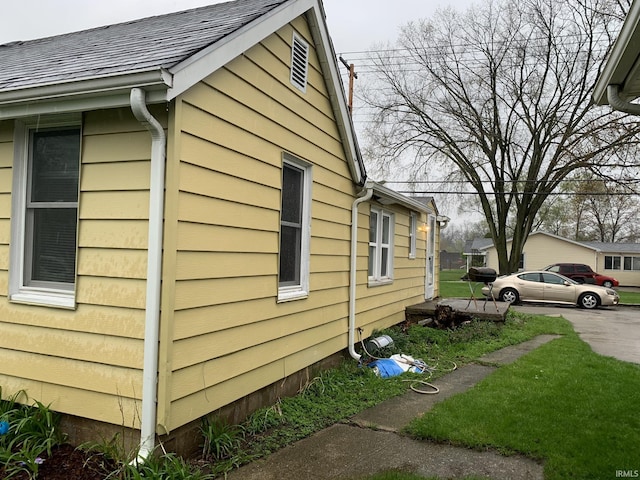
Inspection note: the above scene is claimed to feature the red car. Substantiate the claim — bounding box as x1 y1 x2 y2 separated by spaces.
543 263 619 288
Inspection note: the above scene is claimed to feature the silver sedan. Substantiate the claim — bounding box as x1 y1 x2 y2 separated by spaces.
481 270 619 309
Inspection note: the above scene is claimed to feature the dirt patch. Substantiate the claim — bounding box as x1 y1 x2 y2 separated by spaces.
1 444 117 480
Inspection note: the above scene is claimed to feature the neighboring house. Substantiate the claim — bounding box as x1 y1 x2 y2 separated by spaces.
0 0 446 456
581 241 640 287
440 250 465 270
477 232 640 286
462 237 494 270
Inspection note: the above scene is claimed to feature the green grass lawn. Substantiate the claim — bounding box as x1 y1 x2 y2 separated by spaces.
404 327 640 479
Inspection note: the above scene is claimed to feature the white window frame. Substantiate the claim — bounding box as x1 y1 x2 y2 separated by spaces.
9 114 81 309
278 154 312 302
368 207 394 285
409 212 417 259
623 255 640 271
605 255 621 270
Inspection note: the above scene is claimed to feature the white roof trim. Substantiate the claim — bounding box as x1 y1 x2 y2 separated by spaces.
168 0 312 99
0 69 171 119
306 0 365 185
480 231 602 252
371 182 434 213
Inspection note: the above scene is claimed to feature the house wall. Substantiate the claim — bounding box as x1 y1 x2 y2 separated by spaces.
484 234 598 272
0 15 438 445
157 16 430 433
0 108 165 429
593 251 640 287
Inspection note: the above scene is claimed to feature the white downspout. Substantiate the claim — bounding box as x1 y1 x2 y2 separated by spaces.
348 182 374 360
130 88 166 460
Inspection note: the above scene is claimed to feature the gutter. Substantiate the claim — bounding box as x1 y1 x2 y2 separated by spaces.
606 84 640 115
130 88 166 460
0 69 171 106
348 182 374 360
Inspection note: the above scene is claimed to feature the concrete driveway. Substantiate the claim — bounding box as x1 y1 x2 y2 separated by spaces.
511 304 640 364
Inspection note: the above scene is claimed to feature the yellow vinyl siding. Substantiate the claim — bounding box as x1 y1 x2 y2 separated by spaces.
79 191 149 219
79 220 148 249
171 287 349 340
0 303 144 338
160 18 358 431
176 222 273 252
176 251 274 279
0 108 158 427
172 309 346 374
81 160 150 191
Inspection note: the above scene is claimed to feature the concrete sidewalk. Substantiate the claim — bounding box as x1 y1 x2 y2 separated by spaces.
227 335 560 480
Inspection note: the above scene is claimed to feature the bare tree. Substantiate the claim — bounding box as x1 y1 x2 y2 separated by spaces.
572 175 640 242
363 0 640 274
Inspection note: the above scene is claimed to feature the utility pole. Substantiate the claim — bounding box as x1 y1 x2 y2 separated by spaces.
339 56 357 116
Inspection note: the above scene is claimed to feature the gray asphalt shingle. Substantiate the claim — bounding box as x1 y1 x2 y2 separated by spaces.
0 0 287 91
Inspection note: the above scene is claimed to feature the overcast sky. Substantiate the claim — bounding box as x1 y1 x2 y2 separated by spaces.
0 0 471 53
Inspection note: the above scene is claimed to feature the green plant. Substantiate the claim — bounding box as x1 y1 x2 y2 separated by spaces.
81 435 214 480
200 417 245 461
119 452 213 480
0 389 65 479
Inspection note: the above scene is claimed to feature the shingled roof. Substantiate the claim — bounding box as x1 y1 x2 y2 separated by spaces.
0 0 287 91
0 0 367 185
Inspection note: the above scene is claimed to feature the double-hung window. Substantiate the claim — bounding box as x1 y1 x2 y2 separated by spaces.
605 255 621 270
10 116 81 309
368 207 393 284
278 155 311 301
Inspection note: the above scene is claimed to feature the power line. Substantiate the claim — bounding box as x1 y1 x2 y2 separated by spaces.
398 190 640 196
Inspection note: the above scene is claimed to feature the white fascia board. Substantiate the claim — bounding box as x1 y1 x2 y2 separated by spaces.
0 69 171 119
593 0 640 105
372 182 433 213
305 0 365 186
168 0 316 99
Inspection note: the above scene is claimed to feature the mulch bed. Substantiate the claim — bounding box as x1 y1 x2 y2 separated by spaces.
1 444 117 480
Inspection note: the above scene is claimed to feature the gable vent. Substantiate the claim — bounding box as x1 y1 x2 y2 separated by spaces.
290 33 309 93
